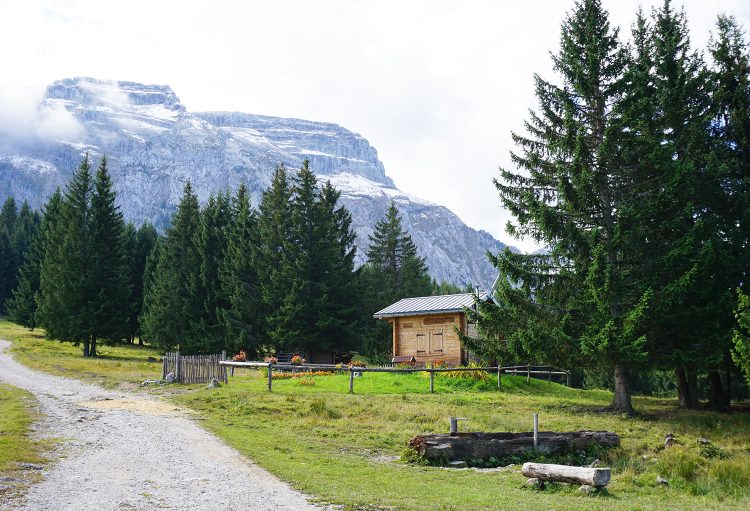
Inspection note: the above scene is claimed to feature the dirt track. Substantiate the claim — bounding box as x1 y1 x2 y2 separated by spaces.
0 340 321 511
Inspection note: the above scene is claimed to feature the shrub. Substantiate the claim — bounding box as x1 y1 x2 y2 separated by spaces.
232 350 247 362
264 356 278 364
426 359 448 369
290 355 306 365
445 362 489 380
349 360 366 368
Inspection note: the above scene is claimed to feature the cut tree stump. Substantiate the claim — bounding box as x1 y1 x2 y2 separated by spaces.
409 431 619 463
521 462 611 487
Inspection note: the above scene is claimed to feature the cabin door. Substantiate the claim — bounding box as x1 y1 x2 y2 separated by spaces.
416 333 428 354
430 330 443 355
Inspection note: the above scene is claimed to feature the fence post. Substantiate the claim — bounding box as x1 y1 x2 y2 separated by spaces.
497 366 501 390
176 351 181 383
349 367 354 393
163 355 167 380
533 413 539 452
526 364 530 384
267 363 273 392
548 369 552 383
566 372 571 387
429 370 435 393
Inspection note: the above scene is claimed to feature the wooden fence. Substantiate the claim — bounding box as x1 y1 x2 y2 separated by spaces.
163 351 228 384
218 361 570 393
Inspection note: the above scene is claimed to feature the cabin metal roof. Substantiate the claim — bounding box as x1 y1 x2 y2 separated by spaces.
373 292 491 319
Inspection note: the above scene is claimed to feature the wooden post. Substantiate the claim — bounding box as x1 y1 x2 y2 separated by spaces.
429 370 435 393
497 366 501 389
162 355 167 380
349 367 354 393
566 373 571 387
526 364 530 384
533 413 539 452
176 351 181 383
267 363 273 392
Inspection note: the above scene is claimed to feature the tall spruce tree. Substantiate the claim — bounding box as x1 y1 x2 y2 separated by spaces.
620 1 716 409
140 181 201 352
220 184 262 355
185 192 232 353
360 202 431 358
88 156 130 350
125 222 158 343
266 161 358 355
257 164 293 348
710 15 750 409
7 191 63 329
474 0 650 413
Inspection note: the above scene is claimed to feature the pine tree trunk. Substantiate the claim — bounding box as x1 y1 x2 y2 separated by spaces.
90 335 97 357
676 368 690 409
82 338 90 357
611 364 634 415
708 370 728 412
687 369 700 409
724 351 732 409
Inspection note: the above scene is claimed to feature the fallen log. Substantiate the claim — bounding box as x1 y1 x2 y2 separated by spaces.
522 462 611 487
409 431 619 462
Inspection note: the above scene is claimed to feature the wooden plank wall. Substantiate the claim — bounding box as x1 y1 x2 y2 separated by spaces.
163 352 228 384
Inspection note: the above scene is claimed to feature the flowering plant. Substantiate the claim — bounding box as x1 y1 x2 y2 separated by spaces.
290 354 306 365
264 356 278 364
349 360 366 368
232 350 247 362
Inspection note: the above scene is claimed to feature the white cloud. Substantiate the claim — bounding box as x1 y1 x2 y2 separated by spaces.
1 0 748 252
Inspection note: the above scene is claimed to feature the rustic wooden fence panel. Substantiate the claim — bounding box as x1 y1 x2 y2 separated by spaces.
163 352 228 384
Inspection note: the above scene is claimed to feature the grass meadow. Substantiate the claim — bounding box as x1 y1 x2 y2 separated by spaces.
2 317 750 510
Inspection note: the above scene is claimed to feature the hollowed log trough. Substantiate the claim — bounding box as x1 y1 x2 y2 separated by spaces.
409 430 619 463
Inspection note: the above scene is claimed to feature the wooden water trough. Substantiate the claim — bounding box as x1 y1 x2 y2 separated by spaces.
409 430 619 462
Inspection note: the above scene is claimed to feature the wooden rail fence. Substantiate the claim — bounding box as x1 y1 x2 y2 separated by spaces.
218 361 570 393
163 351 228 384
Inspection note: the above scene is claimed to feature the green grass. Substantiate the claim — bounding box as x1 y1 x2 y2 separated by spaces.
0 383 49 498
0 318 162 389
174 370 750 510
2 318 750 510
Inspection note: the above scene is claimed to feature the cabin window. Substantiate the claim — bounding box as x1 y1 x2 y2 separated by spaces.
416 333 427 353
430 330 443 354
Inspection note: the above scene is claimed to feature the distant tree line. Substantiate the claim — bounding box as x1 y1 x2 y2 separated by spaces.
3 157 451 361
468 0 750 413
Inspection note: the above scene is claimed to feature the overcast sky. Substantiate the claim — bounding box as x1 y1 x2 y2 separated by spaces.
2 1 749 252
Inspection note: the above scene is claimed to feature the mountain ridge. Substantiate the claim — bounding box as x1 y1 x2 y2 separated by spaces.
0 77 514 287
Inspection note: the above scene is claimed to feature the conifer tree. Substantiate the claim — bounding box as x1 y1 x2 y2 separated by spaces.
360 201 431 357
185 192 232 353
88 156 130 350
140 181 201 352
37 155 95 354
474 0 649 413
125 222 158 344
220 184 262 355
257 164 293 347
6 191 62 329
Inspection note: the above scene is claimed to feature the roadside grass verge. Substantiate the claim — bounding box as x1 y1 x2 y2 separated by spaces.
0 384 49 499
0 318 162 389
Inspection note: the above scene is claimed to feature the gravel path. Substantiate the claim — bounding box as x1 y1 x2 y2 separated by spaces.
0 340 322 511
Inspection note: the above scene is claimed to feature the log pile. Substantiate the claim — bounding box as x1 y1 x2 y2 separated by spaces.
409 430 619 462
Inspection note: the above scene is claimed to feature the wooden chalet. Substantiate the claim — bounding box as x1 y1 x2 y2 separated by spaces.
373 292 492 366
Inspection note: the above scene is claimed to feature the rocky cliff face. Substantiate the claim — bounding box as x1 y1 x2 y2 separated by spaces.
0 77 512 287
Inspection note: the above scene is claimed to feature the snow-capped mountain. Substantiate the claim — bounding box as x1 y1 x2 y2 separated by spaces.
0 78 513 287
